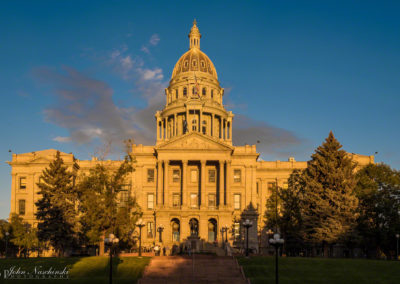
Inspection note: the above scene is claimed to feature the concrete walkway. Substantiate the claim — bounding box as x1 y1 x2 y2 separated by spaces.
138 255 248 284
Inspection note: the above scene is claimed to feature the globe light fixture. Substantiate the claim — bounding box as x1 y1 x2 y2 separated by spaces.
136 219 145 257
269 232 284 284
243 219 253 257
104 233 119 284
157 224 164 243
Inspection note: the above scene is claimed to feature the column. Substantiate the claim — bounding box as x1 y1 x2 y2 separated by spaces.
156 118 160 140
174 113 177 136
186 108 189 133
161 119 164 140
164 160 169 206
219 160 225 207
201 160 206 208
224 119 227 140
211 114 215 137
199 111 202 133
226 161 231 207
157 161 162 206
182 160 188 207
229 118 232 140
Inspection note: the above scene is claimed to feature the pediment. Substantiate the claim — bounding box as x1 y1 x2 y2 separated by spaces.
156 133 233 151
29 157 52 163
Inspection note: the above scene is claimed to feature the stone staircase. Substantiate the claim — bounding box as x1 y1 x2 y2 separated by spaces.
138 255 248 284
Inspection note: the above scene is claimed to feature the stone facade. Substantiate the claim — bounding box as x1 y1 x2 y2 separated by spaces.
8 21 375 251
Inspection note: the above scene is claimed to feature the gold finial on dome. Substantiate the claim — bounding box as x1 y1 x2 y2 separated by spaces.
189 19 201 50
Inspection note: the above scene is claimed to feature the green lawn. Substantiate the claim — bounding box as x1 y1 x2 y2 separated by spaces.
0 256 150 284
238 256 400 284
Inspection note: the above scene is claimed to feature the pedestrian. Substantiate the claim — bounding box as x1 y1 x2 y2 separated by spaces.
163 246 166 256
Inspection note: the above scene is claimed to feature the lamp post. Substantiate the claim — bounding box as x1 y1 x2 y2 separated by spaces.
269 233 284 284
220 227 226 244
157 225 164 243
223 225 229 243
136 219 145 257
396 234 399 260
104 233 119 284
5 232 9 258
243 219 253 257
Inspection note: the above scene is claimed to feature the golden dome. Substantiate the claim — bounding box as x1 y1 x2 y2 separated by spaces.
171 20 218 80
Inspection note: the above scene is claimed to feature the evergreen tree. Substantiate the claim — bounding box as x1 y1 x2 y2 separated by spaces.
264 182 281 233
35 151 78 257
78 154 140 252
355 163 400 259
301 131 358 254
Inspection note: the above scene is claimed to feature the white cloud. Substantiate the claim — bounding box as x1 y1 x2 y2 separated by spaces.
53 136 71 143
140 68 163 81
149 34 160 46
120 55 133 72
141 46 150 54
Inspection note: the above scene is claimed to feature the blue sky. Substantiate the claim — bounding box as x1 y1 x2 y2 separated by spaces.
1 1 399 219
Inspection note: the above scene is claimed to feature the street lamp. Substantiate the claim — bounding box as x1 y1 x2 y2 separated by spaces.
221 227 226 244
136 219 145 257
223 225 229 242
5 232 9 259
157 225 164 243
396 234 399 260
243 219 253 257
269 233 284 284
104 233 119 284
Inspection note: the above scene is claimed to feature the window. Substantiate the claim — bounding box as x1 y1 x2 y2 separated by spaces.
190 193 198 208
202 120 206 134
256 182 259 194
147 222 154 238
201 60 205 68
208 194 216 208
211 89 214 99
268 182 276 190
202 88 206 96
175 89 178 100
173 169 180 183
192 119 197 131
19 177 27 190
233 169 241 183
283 182 288 189
183 87 187 96
192 60 197 67
173 193 180 208
147 193 154 210
119 189 129 205
234 194 241 210
147 169 155 183
192 86 197 95
19 199 26 215
184 60 189 68
208 169 216 183
233 222 240 241
191 169 198 183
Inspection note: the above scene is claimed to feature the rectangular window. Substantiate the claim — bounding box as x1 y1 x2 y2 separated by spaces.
233 170 241 183
19 199 26 215
283 182 288 189
268 182 276 190
147 222 154 238
173 169 181 183
19 177 27 190
147 169 155 183
191 169 198 183
120 190 129 204
208 169 216 183
147 193 154 210
190 193 198 208
208 194 216 208
234 194 241 210
173 193 180 208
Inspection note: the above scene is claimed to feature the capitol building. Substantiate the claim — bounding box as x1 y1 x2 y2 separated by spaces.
8 21 374 251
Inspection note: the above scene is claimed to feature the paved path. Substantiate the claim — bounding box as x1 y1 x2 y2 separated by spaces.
138 255 248 284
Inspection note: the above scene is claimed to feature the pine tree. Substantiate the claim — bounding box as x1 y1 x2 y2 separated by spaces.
301 131 358 254
9 213 39 257
35 151 78 257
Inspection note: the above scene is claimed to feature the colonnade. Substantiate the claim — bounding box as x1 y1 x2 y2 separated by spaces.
156 111 232 141
156 159 232 209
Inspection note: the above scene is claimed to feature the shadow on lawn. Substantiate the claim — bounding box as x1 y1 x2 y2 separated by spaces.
0 256 150 284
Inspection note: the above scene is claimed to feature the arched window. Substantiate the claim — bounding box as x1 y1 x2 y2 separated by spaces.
183 87 187 96
202 88 206 96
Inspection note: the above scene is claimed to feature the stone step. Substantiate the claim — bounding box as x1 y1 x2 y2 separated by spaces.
139 255 248 284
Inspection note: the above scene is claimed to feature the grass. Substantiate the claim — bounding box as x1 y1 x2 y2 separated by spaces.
0 256 150 284
238 256 400 284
